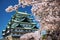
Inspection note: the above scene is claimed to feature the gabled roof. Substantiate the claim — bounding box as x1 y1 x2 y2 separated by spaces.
16 24 23 28
22 17 30 22
33 26 38 29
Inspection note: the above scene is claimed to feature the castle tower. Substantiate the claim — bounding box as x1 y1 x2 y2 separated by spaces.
2 11 38 40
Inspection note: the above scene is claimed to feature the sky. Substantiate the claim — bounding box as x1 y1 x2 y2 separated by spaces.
0 0 40 38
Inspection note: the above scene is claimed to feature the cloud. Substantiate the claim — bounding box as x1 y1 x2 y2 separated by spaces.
5 5 19 12
5 5 14 12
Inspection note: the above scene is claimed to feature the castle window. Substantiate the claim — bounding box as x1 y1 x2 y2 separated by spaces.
25 24 28 27
16 33 20 36
20 29 23 32
17 29 19 31
29 25 31 28
22 24 25 27
27 29 30 32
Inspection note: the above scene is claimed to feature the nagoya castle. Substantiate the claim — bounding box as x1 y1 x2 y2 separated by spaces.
2 11 38 40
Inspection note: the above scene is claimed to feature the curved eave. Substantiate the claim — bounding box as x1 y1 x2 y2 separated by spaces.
17 12 31 16
13 21 36 25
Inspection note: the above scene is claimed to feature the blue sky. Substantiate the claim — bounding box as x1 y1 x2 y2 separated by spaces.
0 0 40 38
